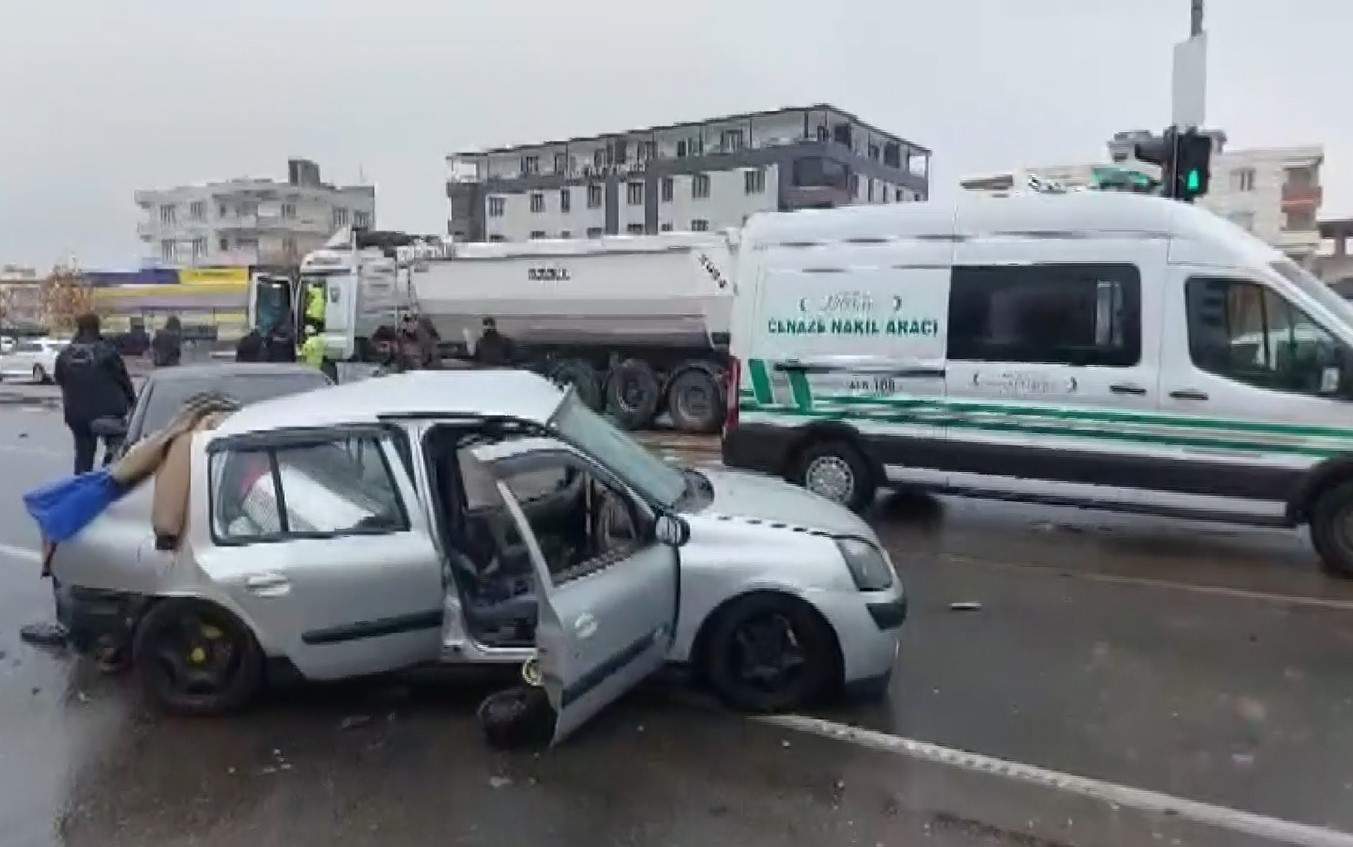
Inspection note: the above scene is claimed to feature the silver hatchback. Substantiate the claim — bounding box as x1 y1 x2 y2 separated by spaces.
49 370 906 744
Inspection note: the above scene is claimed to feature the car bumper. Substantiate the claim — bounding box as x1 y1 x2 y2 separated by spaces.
810 585 906 695
55 583 147 655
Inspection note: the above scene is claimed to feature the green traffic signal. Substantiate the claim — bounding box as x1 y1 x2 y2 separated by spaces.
1185 169 1201 193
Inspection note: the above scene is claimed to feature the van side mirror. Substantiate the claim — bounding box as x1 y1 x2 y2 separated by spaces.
655 514 690 547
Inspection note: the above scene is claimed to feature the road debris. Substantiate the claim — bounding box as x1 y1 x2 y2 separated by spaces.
949 601 983 612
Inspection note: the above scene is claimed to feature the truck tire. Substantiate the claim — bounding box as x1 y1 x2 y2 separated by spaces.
1310 480 1353 578
606 359 661 430
667 365 725 434
549 359 604 411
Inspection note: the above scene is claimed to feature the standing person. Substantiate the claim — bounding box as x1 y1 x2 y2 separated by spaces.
473 316 515 366
21 312 136 649
299 325 326 368
235 328 264 362
264 319 296 363
151 314 183 367
55 312 137 475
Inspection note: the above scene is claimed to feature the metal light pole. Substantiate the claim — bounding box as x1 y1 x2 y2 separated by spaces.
1190 0 1203 37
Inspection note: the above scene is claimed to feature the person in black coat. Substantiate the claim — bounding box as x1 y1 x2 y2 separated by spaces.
55 312 137 474
235 329 264 362
473 316 515 366
264 319 296 363
151 315 182 367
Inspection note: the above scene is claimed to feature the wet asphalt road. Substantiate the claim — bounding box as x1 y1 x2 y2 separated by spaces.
2 404 1353 846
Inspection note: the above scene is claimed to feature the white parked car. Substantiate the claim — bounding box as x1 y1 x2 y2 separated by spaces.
1 337 68 384
48 370 906 743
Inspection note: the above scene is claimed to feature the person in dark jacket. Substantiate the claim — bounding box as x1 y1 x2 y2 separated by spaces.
235 329 264 362
151 315 183 367
264 319 296 363
55 312 137 474
473 316 514 366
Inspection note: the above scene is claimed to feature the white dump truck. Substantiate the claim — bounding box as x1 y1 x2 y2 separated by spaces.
246 228 737 433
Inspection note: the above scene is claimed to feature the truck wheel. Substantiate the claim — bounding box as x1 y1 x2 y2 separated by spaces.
549 359 603 411
1310 480 1353 578
667 366 725 434
794 440 877 514
606 359 661 430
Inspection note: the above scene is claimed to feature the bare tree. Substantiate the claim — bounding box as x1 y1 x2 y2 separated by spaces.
39 265 97 333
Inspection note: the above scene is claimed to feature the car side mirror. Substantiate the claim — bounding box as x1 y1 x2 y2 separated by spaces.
655 513 690 547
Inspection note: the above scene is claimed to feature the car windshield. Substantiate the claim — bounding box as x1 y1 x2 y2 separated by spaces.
140 372 330 435
549 392 687 508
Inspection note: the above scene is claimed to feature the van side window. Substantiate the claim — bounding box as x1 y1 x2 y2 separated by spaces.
948 263 1141 366
1185 277 1345 396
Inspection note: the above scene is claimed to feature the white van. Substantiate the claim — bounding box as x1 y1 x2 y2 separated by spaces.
722 191 1353 577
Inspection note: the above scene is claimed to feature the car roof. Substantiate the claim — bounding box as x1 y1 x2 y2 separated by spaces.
212 369 567 437
142 362 323 385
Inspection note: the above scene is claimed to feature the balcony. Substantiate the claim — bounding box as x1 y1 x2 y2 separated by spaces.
1281 183 1323 211
216 214 260 230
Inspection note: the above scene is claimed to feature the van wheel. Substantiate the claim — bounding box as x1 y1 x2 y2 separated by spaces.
606 359 661 430
1310 481 1353 578
549 359 604 411
131 598 264 716
794 440 876 513
667 366 724 434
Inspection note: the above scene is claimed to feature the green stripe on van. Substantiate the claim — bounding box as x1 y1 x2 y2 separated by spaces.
746 358 774 404
786 369 814 411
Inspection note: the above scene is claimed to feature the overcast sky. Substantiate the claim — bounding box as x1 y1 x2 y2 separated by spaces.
0 0 1348 269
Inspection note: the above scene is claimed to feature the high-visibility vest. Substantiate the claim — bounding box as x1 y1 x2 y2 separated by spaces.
305 285 325 323
300 335 325 367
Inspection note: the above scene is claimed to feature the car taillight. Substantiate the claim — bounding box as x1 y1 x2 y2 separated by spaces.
724 356 740 434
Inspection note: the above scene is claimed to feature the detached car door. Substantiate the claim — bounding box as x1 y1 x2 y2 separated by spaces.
470 437 680 744
193 426 445 680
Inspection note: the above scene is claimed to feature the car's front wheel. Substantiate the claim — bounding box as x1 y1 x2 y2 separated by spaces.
131 598 264 716
701 593 840 713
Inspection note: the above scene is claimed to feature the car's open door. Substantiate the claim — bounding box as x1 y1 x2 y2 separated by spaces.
469 437 682 744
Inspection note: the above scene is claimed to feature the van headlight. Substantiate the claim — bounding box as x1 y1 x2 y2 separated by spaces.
835 537 894 591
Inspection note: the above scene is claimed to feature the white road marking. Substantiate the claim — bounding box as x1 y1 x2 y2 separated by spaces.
0 542 41 562
942 552 1353 613
757 714 1353 847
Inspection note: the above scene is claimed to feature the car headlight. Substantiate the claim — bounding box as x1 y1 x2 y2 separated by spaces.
835 537 894 591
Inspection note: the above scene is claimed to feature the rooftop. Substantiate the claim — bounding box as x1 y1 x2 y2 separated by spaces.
214 369 567 437
449 103 931 159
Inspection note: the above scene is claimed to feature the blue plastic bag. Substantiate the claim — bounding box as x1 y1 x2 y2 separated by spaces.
23 469 127 543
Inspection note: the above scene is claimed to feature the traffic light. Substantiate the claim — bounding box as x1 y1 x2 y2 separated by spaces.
1131 127 1213 202
1174 129 1212 201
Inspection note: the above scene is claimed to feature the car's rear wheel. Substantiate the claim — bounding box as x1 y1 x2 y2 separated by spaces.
478 685 555 750
701 593 840 713
131 598 264 716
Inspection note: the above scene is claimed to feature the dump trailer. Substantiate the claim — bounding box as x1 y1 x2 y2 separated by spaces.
248 228 737 433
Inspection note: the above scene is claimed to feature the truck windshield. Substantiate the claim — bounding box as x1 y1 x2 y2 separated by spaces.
550 393 687 509
253 279 291 333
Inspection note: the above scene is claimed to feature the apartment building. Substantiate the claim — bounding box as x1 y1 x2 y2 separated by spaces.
1317 218 1353 288
446 104 931 242
135 158 375 267
962 135 1325 263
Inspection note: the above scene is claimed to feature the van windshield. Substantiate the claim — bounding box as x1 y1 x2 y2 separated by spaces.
1271 259 1353 330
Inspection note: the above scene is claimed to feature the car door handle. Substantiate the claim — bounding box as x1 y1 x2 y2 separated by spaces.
245 573 291 596
1169 389 1209 401
1109 383 1147 395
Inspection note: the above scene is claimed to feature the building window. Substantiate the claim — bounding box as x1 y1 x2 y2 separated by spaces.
720 129 744 152
191 238 207 260
661 177 674 203
159 205 176 225
530 230 547 239
676 140 687 158
559 231 572 239
530 192 545 213
354 211 371 228
626 223 645 234
560 188 571 213
553 152 568 174
1284 209 1316 231
489 234 506 242
1231 168 1256 192
744 169 766 194
593 149 605 169
849 174 860 196
1285 166 1316 188
867 178 875 202
896 188 904 202
947 263 1142 367
332 207 350 229
691 219 709 232
587 183 603 209
586 226 603 238
160 240 175 263
868 144 880 161
218 203 228 218
522 155 540 175
1185 276 1345 397
189 201 206 221
660 222 673 232
219 238 229 251
793 156 849 189
692 174 711 200
626 182 643 206
281 202 297 220
488 197 506 217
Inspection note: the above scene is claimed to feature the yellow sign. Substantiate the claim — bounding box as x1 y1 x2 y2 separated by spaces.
179 267 249 286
